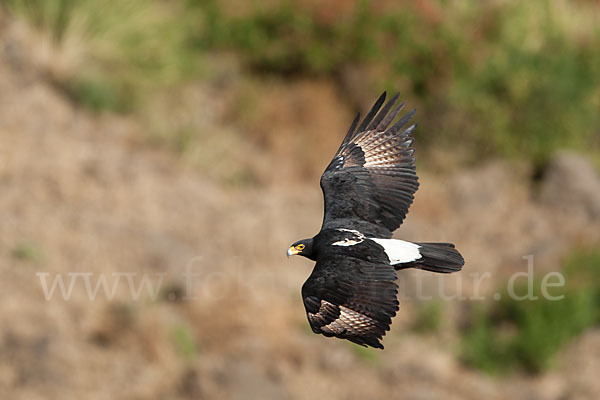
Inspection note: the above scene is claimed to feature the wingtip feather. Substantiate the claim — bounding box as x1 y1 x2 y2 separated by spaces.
356 92 387 134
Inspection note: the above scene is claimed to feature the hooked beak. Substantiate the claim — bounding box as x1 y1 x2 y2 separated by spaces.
287 246 299 258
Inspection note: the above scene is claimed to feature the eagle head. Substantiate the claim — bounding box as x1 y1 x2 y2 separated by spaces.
287 238 315 260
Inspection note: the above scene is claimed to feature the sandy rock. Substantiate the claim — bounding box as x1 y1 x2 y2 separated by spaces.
540 151 600 220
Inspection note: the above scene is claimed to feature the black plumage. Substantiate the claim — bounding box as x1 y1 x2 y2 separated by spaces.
320 93 418 238
288 92 464 349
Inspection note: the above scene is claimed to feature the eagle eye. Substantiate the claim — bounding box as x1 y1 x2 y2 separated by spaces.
297 244 305 250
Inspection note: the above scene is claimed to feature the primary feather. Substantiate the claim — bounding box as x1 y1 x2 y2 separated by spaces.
320 92 419 238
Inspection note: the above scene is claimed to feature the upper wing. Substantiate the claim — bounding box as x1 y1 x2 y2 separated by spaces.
320 92 419 238
301 256 399 349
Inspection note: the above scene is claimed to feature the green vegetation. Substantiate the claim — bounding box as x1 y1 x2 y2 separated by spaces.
4 0 201 112
190 0 384 76
349 342 380 364
461 248 600 374
413 300 444 333
12 242 44 262
171 322 199 360
3 0 74 43
193 1 600 164
4 0 600 162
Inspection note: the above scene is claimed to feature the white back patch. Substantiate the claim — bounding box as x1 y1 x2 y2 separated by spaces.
369 238 422 265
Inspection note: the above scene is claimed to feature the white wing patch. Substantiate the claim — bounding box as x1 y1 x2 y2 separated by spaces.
369 238 422 265
332 238 364 246
332 229 365 246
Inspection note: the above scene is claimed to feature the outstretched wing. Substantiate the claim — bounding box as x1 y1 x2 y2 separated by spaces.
301 257 399 349
320 92 419 238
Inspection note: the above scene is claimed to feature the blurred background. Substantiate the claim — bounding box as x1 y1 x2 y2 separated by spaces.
1 0 600 399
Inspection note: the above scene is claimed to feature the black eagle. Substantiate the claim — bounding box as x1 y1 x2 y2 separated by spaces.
287 92 464 349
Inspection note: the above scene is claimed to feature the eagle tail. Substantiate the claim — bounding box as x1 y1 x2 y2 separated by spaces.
413 242 464 273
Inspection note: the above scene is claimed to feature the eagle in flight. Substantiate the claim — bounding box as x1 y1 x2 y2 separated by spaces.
287 92 464 349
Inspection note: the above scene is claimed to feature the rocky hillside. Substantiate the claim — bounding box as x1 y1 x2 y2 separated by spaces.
1 11 600 400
